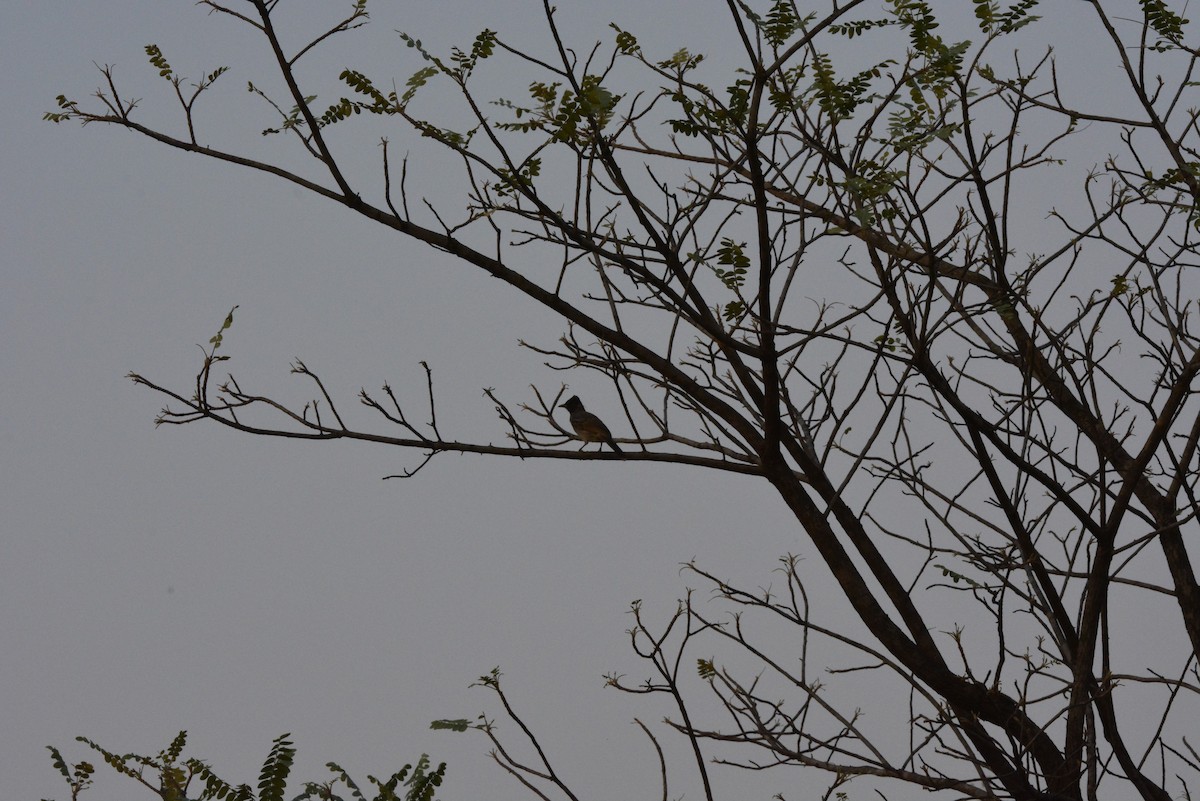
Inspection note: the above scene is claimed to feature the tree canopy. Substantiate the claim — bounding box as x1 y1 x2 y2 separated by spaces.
45 1 1200 800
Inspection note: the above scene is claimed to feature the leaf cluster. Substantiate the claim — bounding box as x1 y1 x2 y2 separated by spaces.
1140 0 1190 49
495 74 622 147
43 94 82 124
713 238 752 321
735 0 811 48
399 29 498 83
971 0 1041 35
810 50 890 120
44 731 447 801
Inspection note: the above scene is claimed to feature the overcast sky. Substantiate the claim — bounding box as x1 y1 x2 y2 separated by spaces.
3 3 1164 801
3 3 817 800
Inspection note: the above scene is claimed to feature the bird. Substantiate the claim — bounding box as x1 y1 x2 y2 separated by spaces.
561 395 623 453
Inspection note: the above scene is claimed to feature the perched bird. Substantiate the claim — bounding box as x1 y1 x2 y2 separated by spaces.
561 395 623 453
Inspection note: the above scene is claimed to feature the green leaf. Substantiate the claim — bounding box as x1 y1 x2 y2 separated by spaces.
257 733 295 801
829 18 893 37
763 0 802 47
44 94 81 123
972 0 997 31
209 305 239 351
401 754 445 801
46 746 72 780
610 24 640 54
657 47 704 71
163 730 188 764
471 29 497 61
145 43 174 80
429 719 470 732
323 760 368 801
399 66 439 105
1140 0 1189 47
714 238 751 293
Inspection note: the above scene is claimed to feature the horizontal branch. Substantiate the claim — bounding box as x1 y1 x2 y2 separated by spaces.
128 371 770 477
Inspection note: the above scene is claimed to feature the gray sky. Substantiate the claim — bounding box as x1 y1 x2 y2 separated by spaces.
4 2 1181 801
5 3 811 800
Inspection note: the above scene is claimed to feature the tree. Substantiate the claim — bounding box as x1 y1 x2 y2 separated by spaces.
46 1 1200 799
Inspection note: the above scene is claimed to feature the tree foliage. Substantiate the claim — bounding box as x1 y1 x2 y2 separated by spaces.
47 1 1200 799
45 730 446 801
